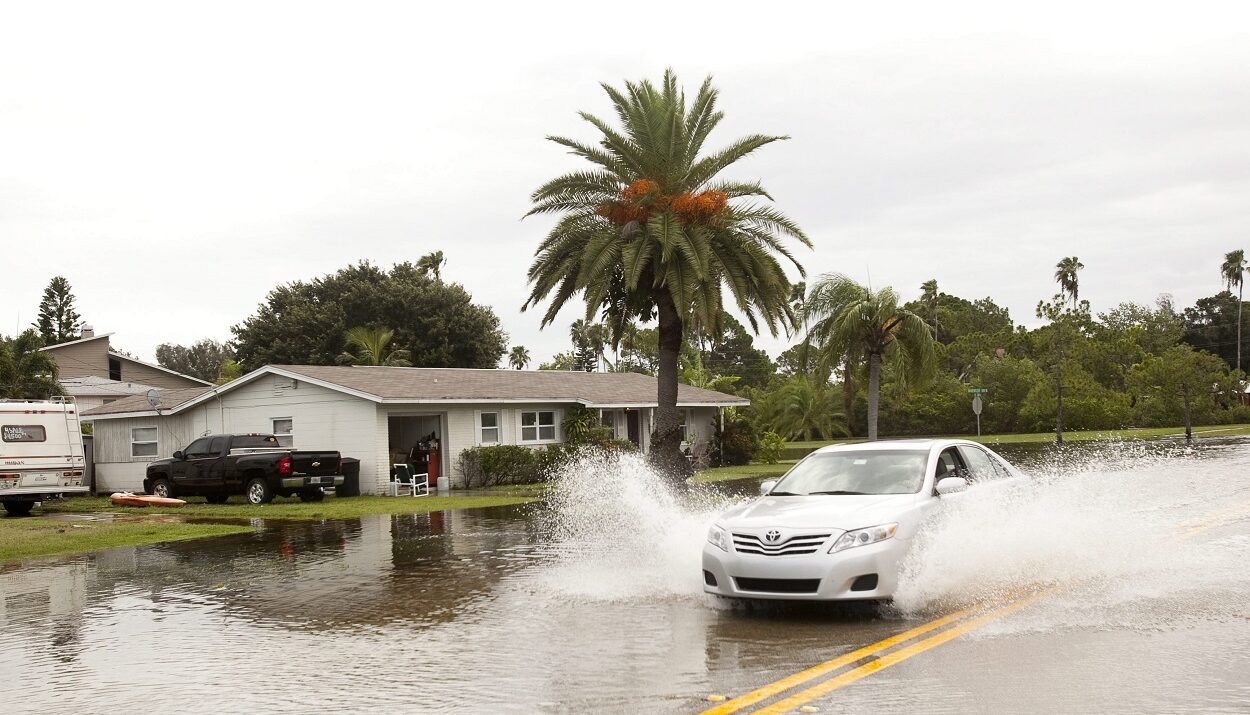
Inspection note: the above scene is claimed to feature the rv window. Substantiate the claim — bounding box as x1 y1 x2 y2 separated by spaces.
2 425 47 443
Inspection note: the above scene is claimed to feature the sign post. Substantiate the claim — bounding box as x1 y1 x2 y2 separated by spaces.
968 387 989 437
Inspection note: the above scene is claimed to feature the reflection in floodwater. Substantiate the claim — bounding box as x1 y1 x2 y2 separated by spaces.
1 441 1248 713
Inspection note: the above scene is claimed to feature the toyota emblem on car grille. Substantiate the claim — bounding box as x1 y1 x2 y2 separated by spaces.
764 529 781 543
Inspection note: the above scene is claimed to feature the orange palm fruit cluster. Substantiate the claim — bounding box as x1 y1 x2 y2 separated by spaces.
596 181 727 226
671 190 728 222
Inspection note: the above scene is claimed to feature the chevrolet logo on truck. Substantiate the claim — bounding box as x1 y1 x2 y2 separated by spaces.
312 461 321 467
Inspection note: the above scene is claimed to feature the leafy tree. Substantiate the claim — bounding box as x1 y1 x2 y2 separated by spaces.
1098 298 1184 356
1129 345 1230 440
232 261 506 371
34 276 83 345
508 345 531 370
919 279 940 335
680 351 740 393
522 70 808 475
0 331 62 399
967 354 1047 434
417 251 447 282
614 325 659 374
698 312 776 391
775 342 820 378
570 319 610 371
539 352 578 370
337 326 412 366
155 339 235 382
216 358 243 385
804 274 936 440
1055 256 1084 308
1181 291 1242 371
1221 249 1246 372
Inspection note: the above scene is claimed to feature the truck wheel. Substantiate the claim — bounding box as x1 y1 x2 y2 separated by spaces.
298 489 325 503
2 500 34 517
150 478 174 499
205 493 229 504
245 478 274 505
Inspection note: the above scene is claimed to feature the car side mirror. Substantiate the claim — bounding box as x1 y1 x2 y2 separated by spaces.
173 450 185 460
760 479 778 495
936 476 968 495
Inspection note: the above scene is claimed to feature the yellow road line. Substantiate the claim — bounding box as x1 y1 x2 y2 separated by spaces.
749 591 1050 715
700 605 980 715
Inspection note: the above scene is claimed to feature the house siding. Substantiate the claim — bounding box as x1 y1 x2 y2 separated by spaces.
114 356 206 390
47 339 111 380
90 377 382 493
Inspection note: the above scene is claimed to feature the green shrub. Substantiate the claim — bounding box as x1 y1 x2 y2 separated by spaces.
458 445 542 488
713 417 757 466
756 432 786 464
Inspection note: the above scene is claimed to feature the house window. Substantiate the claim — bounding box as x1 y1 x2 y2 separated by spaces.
130 427 158 458
272 418 293 447
478 412 500 444
520 410 557 442
108 356 122 381
599 410 617 439
679 409 689 444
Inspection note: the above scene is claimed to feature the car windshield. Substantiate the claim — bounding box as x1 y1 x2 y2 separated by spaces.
770 450 927 496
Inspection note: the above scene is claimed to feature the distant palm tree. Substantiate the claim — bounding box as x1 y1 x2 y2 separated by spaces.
804 274 936 441
1221 249 1246 372
767 376 848 442
508 345 531 370
416 251 446 282
523 70 809 474
1054 256 1084 308
0 330 63 399
920 279 941 339
338 327 412 366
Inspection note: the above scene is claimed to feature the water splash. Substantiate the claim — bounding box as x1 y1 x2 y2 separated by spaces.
893 442 1249 616
539 450 740 601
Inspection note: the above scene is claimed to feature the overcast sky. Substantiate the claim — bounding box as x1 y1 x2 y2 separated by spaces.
3 2 1248 366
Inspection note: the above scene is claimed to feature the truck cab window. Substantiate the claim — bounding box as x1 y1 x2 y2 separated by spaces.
184 438 211 458
208 437 227 454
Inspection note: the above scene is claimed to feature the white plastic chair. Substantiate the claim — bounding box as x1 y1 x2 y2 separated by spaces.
390 463 430 497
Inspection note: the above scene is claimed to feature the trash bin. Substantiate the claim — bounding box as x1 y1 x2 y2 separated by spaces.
436 476 450 493
337 457 361 497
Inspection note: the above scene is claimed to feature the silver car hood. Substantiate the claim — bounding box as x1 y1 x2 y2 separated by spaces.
717 494 918 531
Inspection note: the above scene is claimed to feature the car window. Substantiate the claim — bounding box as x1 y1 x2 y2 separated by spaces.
935 448 964 480
208 437 227 454
986 452 1015 479
957 445 1000 483
184 438 211 458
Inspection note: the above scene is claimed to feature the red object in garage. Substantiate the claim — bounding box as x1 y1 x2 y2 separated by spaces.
427 445 439 487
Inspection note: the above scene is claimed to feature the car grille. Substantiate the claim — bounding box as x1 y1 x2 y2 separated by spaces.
732 532 832 556
734 577 822 594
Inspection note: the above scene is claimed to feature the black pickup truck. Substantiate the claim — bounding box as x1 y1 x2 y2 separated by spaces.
143 434 343 505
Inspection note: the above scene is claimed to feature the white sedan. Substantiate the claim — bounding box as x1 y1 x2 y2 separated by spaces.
702 439 1025 601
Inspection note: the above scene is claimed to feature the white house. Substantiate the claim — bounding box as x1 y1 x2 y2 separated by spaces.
80 364 749 493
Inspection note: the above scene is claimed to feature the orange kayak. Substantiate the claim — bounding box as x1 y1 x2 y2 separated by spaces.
109 492 187 508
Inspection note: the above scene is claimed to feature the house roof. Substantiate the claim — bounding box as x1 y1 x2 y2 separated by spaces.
60 375 160 398
80 364 748 419
40 332 213 387
38 332 114 350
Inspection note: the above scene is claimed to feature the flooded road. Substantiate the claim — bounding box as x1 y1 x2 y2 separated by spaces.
2 439 1248 714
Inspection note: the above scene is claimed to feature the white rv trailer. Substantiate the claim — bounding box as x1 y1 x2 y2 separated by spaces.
0 397 89 516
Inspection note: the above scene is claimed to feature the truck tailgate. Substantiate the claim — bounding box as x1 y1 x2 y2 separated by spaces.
290 451 340 476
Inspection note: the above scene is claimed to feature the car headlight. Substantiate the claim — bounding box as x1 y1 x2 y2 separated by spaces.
707 524 730 552
829 523 898 553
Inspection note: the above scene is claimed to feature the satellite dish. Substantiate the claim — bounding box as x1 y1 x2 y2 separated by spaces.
146 389 160 410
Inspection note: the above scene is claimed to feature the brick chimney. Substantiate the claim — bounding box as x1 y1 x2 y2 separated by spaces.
81 325 95 338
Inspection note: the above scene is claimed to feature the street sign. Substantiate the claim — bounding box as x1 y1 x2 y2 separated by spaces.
968 387 990 394
971 395 983 415
971 394 984 436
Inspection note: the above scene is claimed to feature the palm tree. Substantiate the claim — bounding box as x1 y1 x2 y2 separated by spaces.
1221 249 1246 372
765 376 848 442
416 251 446 282
337 326 412 366
804 274 936 441
508 345 531 370
920 279 941 339
0 330 62 399
523 70 809 475
1054 257 1084 308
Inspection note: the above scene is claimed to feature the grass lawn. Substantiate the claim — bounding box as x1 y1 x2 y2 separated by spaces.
692 461 796 483
481 482 552 496
0 518 253 564
35 494 538 520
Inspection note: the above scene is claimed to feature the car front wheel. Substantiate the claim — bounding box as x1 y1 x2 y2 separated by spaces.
150 478 174 499
245 478 274 505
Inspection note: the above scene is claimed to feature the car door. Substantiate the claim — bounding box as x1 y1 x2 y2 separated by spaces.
200 436 229 489
178 438 214 489
956 444 1012 490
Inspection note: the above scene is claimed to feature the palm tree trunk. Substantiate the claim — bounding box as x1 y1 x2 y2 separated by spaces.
867 352 881 441
842 355 855 437
1055 359 1064 446
651 291 691 480
1238 283 1244 373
